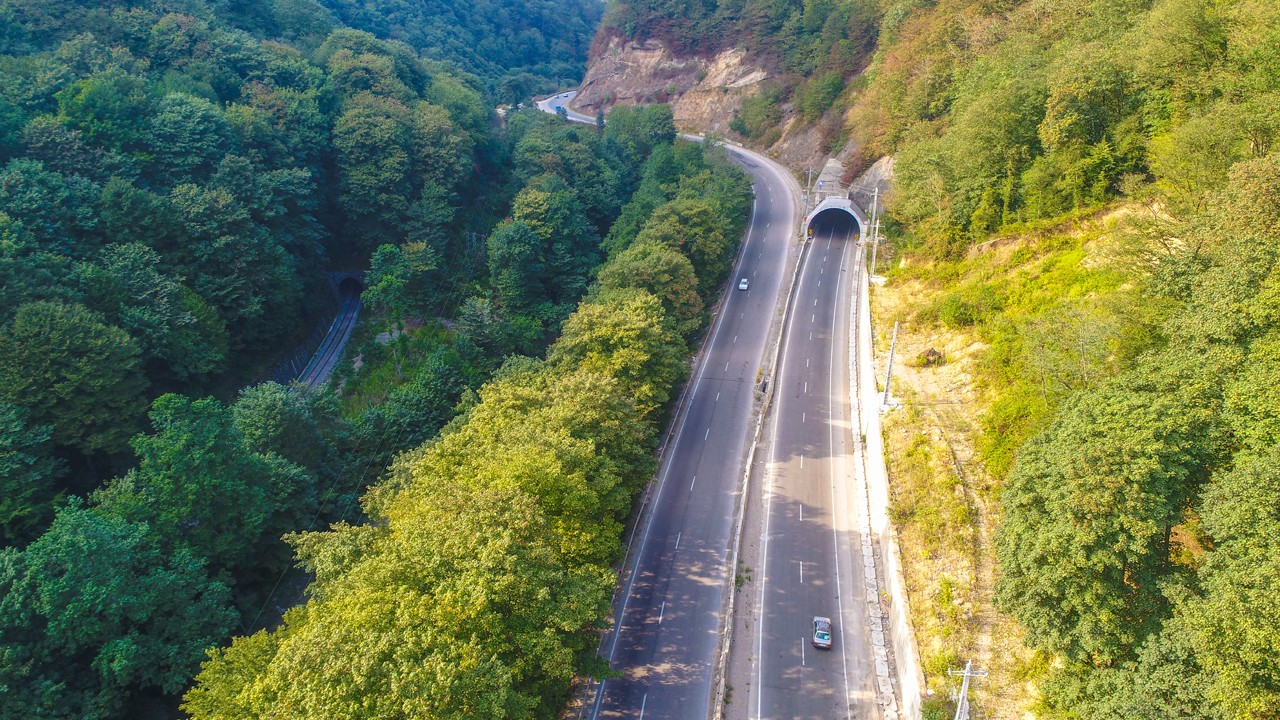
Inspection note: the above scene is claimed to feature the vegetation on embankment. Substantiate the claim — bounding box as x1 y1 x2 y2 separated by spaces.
872 205 1158 717
876 155 1280 718
848 0 1280 716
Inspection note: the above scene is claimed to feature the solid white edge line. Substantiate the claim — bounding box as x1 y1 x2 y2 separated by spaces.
828 222 855 720
590 146 774 720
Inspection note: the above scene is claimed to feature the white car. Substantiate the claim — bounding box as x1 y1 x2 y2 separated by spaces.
738 278 749 290
812 616 832 648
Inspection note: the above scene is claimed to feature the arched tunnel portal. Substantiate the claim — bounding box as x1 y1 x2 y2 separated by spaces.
802 196 868 241
330 272 366 301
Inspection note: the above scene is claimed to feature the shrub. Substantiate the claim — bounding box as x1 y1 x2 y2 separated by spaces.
939 294 976 328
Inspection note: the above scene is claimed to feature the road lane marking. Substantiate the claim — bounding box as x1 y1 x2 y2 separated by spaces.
659 601 665 624
807 359 810 367
800 504 803 521
675 532 681 549
734 335 738 344
814 298 818 306
755 169 809 720
802 639 806 666
690 476 696 491
812 314 815 322
827 231 855 720
799 560 804 583
805 382 808 393
705 428 710 440
639 693 647 720
800 454 804 468
802 412 806 423
598 153 764 690
725 362 730 372
716 392 720 401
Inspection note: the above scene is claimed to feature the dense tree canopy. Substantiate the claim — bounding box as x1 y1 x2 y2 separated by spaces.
995 155 1280 717
184 125 753 718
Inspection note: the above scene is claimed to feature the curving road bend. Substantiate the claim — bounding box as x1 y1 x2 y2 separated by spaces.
535 90 596 123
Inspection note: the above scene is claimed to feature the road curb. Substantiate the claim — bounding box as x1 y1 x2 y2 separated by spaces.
852 241 924 719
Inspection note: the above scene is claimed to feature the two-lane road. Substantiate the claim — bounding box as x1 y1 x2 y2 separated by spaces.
590 145 801 720
535 90 596 123
750 210 877 719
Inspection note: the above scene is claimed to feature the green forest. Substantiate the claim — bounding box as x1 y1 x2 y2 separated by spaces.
0 0 756 716
843 0 1280 716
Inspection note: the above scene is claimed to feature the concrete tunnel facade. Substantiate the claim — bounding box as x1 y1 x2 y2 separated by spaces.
802 196 869 241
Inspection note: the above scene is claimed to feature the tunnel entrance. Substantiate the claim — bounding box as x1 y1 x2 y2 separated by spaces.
802 197 867 240
337 276 364 298
806 207 862 240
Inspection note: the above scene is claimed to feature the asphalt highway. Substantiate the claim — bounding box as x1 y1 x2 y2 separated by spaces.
589 145 800 720
535 90 596 123
751 210 877 719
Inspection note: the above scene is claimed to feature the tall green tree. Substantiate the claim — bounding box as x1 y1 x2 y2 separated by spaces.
0 403 62 546
0 505 235 720
596 238 705 339
0 301 147 455
1179 447 1280 716
549 289 688 420
93 395 316 575
486 220 544 313
995 372 1218 665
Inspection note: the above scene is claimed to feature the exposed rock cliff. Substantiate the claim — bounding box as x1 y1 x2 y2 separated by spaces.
570 35 846 177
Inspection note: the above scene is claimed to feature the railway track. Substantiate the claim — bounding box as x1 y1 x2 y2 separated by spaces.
296 290 363 388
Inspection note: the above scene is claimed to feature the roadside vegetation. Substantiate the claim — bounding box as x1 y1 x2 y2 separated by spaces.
0 0 756 715
847 0 1280 717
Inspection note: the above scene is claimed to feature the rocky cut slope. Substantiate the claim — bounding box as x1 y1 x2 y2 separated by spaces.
569 1 879 175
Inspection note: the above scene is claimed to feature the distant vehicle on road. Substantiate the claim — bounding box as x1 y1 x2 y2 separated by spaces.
739 278 750 290
812 616 832 648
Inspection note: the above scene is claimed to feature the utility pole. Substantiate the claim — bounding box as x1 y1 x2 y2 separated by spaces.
868 187 878 248
870 218 880 279
882 320 898 409
948 660 989 720
804 167 816 215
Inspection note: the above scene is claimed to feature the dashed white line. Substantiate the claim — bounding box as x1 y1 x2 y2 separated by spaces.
659 601 665 624
690 476 697 491
675 532 681 549
716 392 720 401
705 427 710 440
